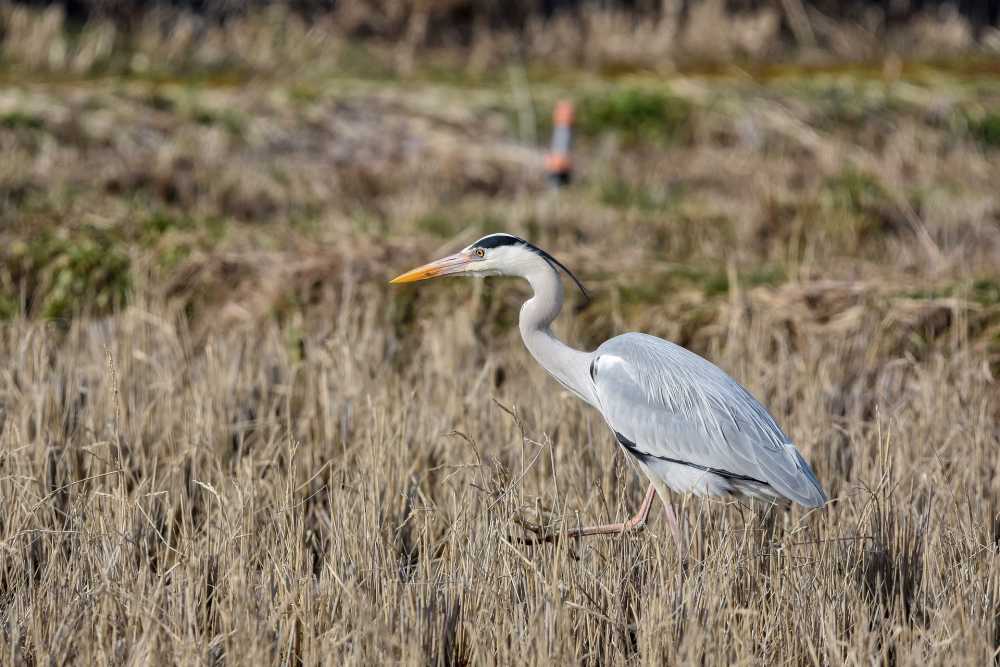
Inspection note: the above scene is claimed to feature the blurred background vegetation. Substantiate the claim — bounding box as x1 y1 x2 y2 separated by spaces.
0 0 997 363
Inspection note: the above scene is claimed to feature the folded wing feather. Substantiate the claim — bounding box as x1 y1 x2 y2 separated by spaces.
591 333 826 507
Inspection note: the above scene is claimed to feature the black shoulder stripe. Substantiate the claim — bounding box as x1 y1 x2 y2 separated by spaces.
614 431 768 485
589 357 599 382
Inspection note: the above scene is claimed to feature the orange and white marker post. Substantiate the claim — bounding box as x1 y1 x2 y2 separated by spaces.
545 100 574 186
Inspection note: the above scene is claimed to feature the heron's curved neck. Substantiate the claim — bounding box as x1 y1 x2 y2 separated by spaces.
519 259 596 406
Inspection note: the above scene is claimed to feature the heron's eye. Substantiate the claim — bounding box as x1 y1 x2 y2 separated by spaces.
474 248 486 258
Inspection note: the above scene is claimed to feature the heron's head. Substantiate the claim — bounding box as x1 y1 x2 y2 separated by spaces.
389 233 588 298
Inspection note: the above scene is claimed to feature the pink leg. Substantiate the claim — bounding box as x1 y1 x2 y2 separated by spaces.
516 483 657 545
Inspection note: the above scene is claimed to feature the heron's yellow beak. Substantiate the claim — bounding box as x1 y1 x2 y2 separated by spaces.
390 252 472 284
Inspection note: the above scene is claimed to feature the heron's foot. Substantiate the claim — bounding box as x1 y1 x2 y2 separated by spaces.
511 483 659 547
509 513 646 547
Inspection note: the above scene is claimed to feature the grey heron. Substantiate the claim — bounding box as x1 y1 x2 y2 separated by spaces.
391 233 827 548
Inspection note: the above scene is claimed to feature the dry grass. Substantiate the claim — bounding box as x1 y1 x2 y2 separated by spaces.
2 2 999 76
0 18 999 663
2 296 996 664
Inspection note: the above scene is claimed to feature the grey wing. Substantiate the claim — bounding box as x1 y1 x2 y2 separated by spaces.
591 333 827 507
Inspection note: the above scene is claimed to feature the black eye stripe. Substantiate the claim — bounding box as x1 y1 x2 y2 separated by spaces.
468 233 591 301
474 234 524 249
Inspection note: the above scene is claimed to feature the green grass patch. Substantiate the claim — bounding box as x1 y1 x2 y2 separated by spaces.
190 107 246 136
971 279 1000 306
817 167 909 253
289 84 321 105
619 263 786 304
5 226 131 320
157 243 193 270
897 279 1000 306
966 111 1000 148
576 87 692 144
140 211 226 241
0 110 45 131
335 43 398 81
822 168 888 214
143 92 176 112
416 213 457 238
0 294 18 320
141 211 199 239
600 180 683 213
901 288 950 301
138 211 226 268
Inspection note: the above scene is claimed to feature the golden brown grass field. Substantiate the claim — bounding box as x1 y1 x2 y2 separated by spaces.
1 5 999 665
